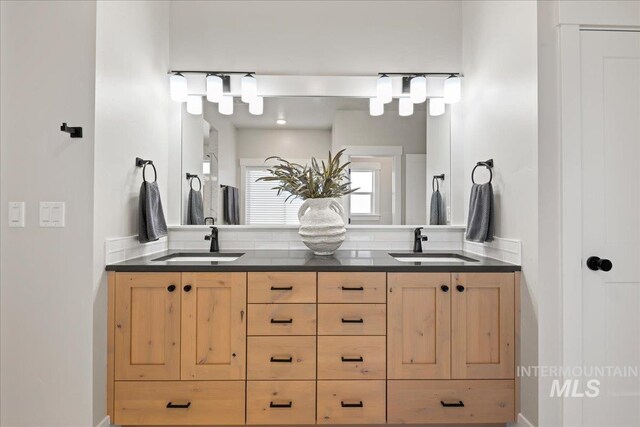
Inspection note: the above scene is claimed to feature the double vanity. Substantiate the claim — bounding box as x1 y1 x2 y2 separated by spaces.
106 249 520 426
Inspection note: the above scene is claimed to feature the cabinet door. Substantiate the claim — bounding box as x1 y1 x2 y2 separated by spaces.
452 273 515 379
387 273 451 379
114 273 181 380
181 272 246 380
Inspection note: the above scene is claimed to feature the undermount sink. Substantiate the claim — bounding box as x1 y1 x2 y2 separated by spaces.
389 253 479 263
153 253 244 263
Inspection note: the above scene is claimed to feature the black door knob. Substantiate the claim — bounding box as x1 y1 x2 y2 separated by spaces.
167 284 176 292
456 285 465 292
184 285 192 292
587 256 613 272
441 285 449 292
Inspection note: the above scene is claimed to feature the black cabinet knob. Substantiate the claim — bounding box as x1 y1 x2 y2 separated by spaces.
184 284 192 292
441 285 449 292
167 284 176 292
456 285 465 292
587 256 613 272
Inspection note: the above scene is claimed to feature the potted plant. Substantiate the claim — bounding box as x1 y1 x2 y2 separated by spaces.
258 149 356 255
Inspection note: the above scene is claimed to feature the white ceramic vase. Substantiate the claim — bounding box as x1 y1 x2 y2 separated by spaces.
297 198 346 255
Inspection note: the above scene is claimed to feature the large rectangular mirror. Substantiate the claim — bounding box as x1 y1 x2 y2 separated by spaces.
181 96 451 225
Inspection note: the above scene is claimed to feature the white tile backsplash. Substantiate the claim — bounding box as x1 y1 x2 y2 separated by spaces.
105 235 168 264
166 225 466 252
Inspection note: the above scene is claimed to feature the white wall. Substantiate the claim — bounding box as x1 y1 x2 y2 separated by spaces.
170 1 461 74
427 109 452 224
93 1 170 425
0 1 97 426
237 128 331 160
203 102 237 188
460 1 539 424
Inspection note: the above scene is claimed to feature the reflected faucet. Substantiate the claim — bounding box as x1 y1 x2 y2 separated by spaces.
204 226 219 252
413 227 428 253
204 216 215 225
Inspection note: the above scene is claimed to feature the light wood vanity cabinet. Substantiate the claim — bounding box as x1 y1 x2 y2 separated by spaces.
108 270 519 426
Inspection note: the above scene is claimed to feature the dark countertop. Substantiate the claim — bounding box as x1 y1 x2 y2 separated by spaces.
106 250 520 273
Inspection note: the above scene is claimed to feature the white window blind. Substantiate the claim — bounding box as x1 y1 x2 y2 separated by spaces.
245 167 303 225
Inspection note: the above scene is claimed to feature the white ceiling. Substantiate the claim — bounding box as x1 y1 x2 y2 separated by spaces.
224 96 426 130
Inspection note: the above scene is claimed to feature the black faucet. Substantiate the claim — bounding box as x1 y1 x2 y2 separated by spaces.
413 227 428 253
204 226 219 252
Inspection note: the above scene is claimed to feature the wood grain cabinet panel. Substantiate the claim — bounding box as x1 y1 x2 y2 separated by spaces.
387 380 516 424
247 336 316 380
181 273 246 380
114 273 181 380
318 304 386 336
317 336 386 380
247 381 316 425
317 380 386 424
248 272 316 303
114 381 245 425
248 303 316 336
387 273 451 379
452 273 515 379
318 272 386 303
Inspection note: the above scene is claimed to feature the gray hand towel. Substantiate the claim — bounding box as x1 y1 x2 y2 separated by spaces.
465 182 494 242
138 181 168 243
187 188 205 225
223 186 240 225
429 190 446 225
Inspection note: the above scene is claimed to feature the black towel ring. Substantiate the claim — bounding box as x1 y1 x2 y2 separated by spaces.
143 162 157 183
189 175 202 191
432 174 445 192
471 159 494 184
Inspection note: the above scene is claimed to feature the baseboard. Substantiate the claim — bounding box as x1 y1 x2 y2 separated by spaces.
508 412 535 427
96 415 110 427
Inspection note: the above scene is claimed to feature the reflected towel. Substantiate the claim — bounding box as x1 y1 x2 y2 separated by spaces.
187 188 205 225
138 181 168 243
465 182 494 242
429 189 446 225
223 186 240 225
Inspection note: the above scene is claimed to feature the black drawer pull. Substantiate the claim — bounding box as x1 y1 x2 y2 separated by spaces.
440 400 464 407
167 284 176 292
341 286 364 291
341 318 364 323
341 356 364 362
166 401 191 409
271 285 293 291
271 318 293 324
270 401 293 408
270 356 293 363
341 401 363 408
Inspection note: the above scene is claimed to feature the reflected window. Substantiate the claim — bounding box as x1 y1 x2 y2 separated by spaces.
349 169 377 215
245 167 303 225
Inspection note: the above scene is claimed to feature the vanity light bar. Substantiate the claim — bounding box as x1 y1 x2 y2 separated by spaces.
168 70 262 116
370 72 463 117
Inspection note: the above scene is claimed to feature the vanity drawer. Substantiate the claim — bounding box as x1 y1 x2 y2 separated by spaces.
247 380 316 425
318 304 386 335
317 336 386 379
318 272 386 303
248 272 316 303
317 380 386 424
248 304 316 336
387 380 516 424
247 336 316 380
113 380 245 425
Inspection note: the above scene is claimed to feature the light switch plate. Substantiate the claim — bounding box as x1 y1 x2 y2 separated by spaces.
8 202 25 227
40 202 65 227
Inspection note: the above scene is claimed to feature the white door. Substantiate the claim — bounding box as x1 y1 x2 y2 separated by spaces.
581 30 640 427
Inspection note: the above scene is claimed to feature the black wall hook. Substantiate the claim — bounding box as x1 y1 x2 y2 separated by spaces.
60 123 82 138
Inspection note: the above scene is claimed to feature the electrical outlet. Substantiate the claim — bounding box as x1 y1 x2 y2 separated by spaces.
8 202 25 227
40 202 65 227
